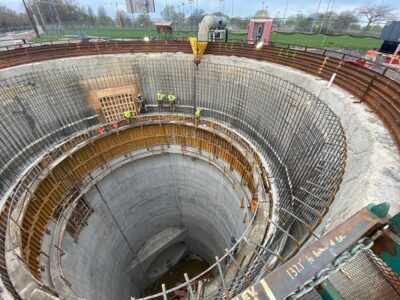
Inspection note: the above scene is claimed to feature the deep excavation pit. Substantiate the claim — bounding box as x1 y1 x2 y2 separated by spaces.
8 51 399 300
12 120 267 300
3 53 346 300
143 254 210 296
61 151 251 298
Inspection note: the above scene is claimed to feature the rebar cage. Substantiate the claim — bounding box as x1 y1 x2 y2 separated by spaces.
0 54 346 298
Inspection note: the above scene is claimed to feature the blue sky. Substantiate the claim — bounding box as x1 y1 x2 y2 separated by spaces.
1 0 399 20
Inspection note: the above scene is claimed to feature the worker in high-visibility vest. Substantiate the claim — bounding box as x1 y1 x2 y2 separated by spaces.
168 94 176 111
124 110 133 124
195 107 201 125
157 92 166 109
124 110 133 118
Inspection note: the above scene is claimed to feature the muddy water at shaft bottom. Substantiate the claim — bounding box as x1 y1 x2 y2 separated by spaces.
143 254 211 298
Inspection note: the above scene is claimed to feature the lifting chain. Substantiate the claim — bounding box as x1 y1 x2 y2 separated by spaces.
287 230 382 299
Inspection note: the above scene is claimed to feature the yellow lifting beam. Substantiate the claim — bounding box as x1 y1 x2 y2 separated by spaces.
189 37 208 68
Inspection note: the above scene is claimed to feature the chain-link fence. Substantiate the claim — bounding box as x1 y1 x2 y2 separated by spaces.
0 16 389 39
39 17 386 37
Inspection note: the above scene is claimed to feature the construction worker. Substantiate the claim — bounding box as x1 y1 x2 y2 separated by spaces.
157 91 166 110
124 110 133 118
231 236 238 256
365 48 378 62
123 109 133 124
113 120 119 129
251 198 258 213
195 107 201 125
136 94 147 113
231 236 237 247
167 94 176 111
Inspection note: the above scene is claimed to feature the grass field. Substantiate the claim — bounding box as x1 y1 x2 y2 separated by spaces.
33 28 383 50
269 33 382 50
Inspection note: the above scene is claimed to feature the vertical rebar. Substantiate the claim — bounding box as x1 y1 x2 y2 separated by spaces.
162 284 167 300
216 256 229 299
184 273 195 300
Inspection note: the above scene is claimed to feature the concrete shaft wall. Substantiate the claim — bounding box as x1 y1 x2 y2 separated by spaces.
16 52 394 232
61 152 246 299
0 67 97 194
0 54 346 254
1 53 398 300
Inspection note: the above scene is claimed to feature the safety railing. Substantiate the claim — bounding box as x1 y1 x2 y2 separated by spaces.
0 39 398 79
1 63 347 298
0 41 355 299
0 39 397 154
3 105 345 299
51 137 262 300
5 112 269 298
0 39 397 74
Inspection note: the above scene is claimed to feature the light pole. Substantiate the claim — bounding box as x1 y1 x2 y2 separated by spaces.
178 4 181 29
311 0 322 32
188 0 194 30
321 0 335 42
22 0 40 37
32 0 48 34
276 10 280 29
296 10 302 31
182 2 185 28
319 0 332 34
106 2 120 27
115 2 121 27
283 0 289 27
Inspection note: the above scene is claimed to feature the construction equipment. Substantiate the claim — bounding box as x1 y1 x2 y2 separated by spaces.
189 37 208 68
189 15 228 68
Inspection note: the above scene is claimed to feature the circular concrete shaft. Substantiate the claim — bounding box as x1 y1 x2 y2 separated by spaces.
60 153 247 299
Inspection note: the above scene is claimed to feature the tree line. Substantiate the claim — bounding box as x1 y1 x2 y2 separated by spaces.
0 1 396 34
0 5 30 28
275 6 395 34
157 4 395 34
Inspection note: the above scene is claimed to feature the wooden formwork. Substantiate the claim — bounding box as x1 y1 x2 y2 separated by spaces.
20 122 259 280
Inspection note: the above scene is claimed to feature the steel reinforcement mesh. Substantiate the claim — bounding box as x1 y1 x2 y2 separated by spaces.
0 67 98 195
133 56 345 256
328 250 400 299
0 56 346 297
